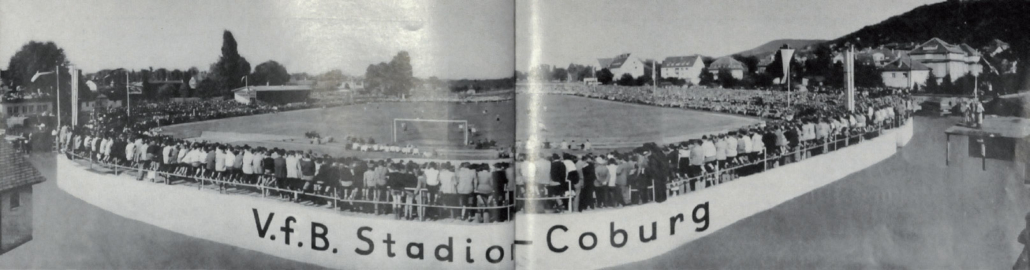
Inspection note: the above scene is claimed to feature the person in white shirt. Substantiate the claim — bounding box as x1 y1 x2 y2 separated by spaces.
285 151 301 191
424 162 440 205
701 135 717 170
726 133 738 167
242 148 255 184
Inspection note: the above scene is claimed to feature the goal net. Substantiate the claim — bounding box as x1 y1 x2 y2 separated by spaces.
393 118 469 146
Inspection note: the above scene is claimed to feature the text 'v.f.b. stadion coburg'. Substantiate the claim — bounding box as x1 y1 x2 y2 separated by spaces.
250 201 709 265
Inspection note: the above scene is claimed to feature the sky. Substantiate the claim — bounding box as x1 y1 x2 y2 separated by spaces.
516 0 943 72
0 0 514 79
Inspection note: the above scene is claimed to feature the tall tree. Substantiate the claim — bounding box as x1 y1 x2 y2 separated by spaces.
5 41 89 119
251 60 290 86
209 30 251 97
595 68 614 85
363 51 414 96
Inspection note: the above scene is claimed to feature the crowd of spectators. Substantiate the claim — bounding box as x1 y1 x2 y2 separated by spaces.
49 84 911 219
511 84 912 213
59 123 517 223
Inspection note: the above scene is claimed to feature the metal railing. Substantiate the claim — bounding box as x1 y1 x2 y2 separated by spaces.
516 117 909 212
62 151 516 223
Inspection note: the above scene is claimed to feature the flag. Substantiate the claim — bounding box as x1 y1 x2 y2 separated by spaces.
30 70 55 82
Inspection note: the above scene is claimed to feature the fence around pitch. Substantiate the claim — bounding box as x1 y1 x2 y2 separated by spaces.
517 117 909 211
63 152 516 222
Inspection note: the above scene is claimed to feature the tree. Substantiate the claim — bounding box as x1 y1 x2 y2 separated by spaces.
178 77 192 97
5 41 67 88
718 69 738 88
363 51 414 96
732 54 760 75
634 74 650 86
595 68 614 85
251 60 290 86
698 70 716 86
551 68 568 81
940 74 955 94
209 30 251 97
925 75 940 93
156 83 177 99
616 73 635 86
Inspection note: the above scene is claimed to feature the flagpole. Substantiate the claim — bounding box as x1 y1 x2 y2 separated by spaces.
56 65 61 129
127 71 131 119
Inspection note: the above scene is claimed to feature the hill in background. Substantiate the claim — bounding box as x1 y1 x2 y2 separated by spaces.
731 39 827 58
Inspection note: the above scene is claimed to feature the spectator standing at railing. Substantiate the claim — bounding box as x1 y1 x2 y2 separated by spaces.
564 154 583 212
285 151 300 195
593 157 610 208
273 150 287 199
701 136 716 174
424 162 440 207
579 155 597 211
457 163 476 220
549 154 567 209
438 163 458 219
385 164 407 219
726 133 738 169
474 164 494 221
240 147 253 184
299 153 316 201
688 140 705 180
715 135 728 172
362 162 377 213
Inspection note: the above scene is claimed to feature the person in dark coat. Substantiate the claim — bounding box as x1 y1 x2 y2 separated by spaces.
548 153 567 210
579 156 597 211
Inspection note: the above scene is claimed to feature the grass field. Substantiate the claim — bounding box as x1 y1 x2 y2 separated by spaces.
516 94 762 148
162 95 761 153
162 100 517 147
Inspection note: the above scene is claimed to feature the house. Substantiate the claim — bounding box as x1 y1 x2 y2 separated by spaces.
660 55 705 84
908 37 983 82
0 141 45 254
706 56 746 80
598 53 646 78
880 55 932 89
833 48 904 67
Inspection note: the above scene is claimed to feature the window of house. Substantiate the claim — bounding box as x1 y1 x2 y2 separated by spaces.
11 192 20 209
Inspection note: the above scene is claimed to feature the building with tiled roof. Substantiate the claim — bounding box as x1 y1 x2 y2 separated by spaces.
660 55 705 84
881 55 932 89
706 56 746 80
0 140 45 254
597 53 645 78
909 37 983 82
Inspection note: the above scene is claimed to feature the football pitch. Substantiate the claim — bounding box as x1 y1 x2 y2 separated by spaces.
515 94 763 148
161 95 763 153
161 100 517 148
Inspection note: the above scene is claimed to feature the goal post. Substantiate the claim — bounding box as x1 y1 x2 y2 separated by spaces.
393 118 469 146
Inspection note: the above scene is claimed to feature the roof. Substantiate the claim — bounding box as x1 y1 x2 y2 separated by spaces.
708 56 746 70
607 53 632 69
662 55 702 68
597 58 614 68
232 85 313 93
959 44 981 57
881 55 931 71
910 38 968 55
0 141 45 192
945 116 1030 139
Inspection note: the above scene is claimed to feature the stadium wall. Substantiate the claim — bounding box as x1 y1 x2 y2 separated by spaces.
56 159 514 270
513 120 914 269
55 121 913 270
